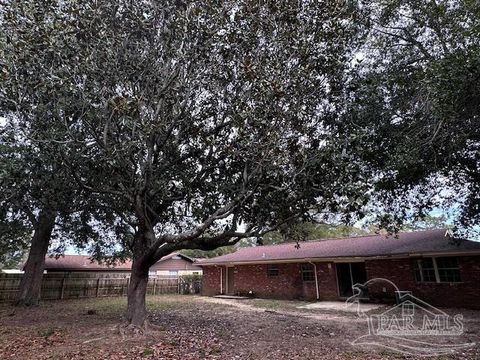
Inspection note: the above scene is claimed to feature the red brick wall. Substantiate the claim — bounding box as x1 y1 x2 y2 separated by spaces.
234 263 305 299
202 256 480 309
201 262 338 301
201 266 222 296
365 258 415 302
365 256 480 309
317 262 339 300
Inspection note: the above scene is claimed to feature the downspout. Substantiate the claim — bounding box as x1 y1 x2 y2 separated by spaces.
308 260 320 300
219 266 223 294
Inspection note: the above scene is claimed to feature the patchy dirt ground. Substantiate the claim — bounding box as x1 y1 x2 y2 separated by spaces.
0 295 479 359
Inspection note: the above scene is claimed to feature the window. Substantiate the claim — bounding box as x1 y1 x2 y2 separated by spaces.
414 257 460 283
169 270 178 276
267 264 279 276
414 258 436 282
436 257 461 282
301 264 315 282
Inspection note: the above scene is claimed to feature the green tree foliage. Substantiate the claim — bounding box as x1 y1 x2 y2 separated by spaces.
344 1 480 237
180 246 236 260
2 0 475 325
0 0 373 324
0 1 122 305
403 214 451 231
260 222 370 245
0 249 27 270
0 211 29 269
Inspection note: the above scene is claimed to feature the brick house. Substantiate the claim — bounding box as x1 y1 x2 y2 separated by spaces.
199 229 480 309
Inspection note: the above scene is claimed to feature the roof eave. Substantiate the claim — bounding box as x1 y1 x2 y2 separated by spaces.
197 249 480 266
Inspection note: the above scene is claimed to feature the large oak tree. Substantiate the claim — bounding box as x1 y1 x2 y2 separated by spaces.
10 0 472 327
0 1 114 305
49 1 371 326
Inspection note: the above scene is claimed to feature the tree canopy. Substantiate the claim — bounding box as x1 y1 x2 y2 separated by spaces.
8 2 369 255
0 0 127 303
343 0 480 237
1 0 478 323
0 0 379 323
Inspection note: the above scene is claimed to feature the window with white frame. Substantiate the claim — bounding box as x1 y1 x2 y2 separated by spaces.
436 257 461 282
414 257 461 283
267 264 279 276
301 264 315 282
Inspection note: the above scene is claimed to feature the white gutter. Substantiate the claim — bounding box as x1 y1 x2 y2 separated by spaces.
197 249 480 267
219 266 223 294
308 260 320 300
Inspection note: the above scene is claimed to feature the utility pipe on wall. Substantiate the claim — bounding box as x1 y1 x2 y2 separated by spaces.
308 260 320 300
219 266 223 294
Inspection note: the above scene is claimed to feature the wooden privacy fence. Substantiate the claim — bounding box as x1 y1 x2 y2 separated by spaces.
0 273 201 303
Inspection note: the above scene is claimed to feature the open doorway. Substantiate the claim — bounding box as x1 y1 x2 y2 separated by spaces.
336 262 367 298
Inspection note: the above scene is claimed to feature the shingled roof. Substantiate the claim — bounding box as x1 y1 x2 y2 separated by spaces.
42 252 199 272
198 229 480 265
43 255 132 272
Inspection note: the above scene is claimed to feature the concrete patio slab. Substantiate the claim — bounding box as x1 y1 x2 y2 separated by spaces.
297 301 384 313
213 295 250 300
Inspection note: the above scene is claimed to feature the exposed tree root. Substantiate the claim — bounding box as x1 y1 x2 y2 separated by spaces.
117 323 145 338
13 299 39 308
82 337 104 344
116 319 164 338
145 321 165 332
0 309 16 317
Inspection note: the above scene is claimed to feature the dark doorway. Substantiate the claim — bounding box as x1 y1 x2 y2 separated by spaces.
227 267 235 295
336 262 367 297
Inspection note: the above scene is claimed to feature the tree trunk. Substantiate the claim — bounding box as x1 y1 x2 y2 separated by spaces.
126 262 149 326
15 210 56 306
126 199 161 327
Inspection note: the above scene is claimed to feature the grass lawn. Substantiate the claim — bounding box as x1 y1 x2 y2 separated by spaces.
0 295 479 359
